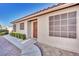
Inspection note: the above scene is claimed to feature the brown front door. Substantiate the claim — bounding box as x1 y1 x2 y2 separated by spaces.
33 21 37 38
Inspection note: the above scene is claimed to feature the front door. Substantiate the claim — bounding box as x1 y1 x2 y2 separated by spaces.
33 21 37 38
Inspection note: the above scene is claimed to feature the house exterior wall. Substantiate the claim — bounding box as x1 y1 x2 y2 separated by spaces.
37 5 79 53
14 20 28 36
13 5 79 54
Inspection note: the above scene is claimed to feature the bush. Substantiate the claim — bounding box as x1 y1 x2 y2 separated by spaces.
0 29 9 36
10 32 26 40
0 32 6 36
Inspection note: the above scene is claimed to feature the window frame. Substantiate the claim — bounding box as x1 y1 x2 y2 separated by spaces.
49 11 76 39
20 23 24 30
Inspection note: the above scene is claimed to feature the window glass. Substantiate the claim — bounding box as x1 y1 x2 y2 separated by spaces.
49 11 76 39
20 23 24 30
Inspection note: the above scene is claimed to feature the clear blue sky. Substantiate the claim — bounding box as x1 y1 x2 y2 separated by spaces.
0 3 55 26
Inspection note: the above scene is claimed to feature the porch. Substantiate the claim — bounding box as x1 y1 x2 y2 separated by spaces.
27 18 38 40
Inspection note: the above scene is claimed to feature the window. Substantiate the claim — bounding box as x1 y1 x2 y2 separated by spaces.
13 24 16 32
20 23 24 30
49 11 76 39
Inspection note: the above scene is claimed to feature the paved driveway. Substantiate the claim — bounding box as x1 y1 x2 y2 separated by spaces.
0 36 21 56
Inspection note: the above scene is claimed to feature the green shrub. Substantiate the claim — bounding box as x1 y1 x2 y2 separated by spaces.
0 32 5 36
10 32 26 40
0 29 9 36
23 34 26 40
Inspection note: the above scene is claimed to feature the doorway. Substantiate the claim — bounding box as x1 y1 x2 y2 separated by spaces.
33 21 37 38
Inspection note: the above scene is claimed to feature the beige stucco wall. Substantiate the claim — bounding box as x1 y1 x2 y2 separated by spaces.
37 5 79 53
14 5 79 53
14 20 28 36
14 18 37 38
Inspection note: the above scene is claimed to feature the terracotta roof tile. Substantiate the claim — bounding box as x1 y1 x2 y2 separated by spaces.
12 3 78 23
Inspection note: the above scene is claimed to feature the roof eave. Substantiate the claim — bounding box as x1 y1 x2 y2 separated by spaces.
11 3 78 24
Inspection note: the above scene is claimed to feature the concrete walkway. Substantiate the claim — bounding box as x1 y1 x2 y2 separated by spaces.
0 36 21 56
3 35 42 56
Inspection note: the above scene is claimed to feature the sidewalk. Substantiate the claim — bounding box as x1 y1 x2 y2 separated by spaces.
0 36 21 56
3 35 42 56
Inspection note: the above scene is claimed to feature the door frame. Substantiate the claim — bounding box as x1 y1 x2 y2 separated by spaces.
32 20 38 38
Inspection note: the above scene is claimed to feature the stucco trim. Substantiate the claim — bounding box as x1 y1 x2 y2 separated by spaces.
11 3 78 24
